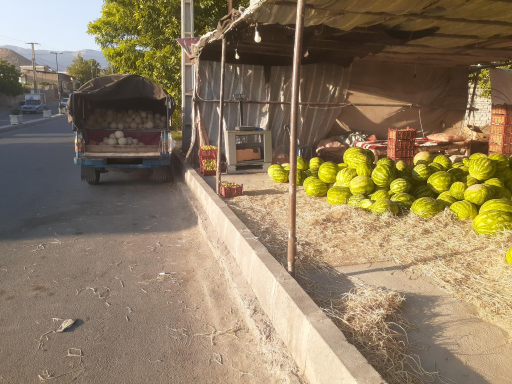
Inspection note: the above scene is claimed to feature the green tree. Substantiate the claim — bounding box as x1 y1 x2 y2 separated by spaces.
469 65 512 98
0 60 24 96
87 0 249 120
67 54 102 84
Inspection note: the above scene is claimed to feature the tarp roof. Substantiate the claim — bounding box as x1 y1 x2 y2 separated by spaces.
193 0 512 67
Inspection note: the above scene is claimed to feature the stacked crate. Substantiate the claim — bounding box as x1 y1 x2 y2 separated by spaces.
387 127 416 164
199 147 217 176
489 104 512 155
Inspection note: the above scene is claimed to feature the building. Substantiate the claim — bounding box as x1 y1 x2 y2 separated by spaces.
19 66 79 96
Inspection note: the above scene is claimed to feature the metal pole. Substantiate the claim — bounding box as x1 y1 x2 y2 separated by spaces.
50 52 62 102
26 42 39 92
287 0 306 277
216 37 227 195
228 0 233 12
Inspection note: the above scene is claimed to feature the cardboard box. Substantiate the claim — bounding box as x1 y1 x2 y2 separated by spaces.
236 148 262 162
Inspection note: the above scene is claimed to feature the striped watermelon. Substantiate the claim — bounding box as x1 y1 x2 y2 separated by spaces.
469 153 487 162
509 154 512 169
412 164 433 182
395 160 412 177
297 156 309 171
488 153 508 171
464 176 479 187
447 167 466 182
484 178 505 198
501 188 512 199
433 155 452 170
336 168 357 185
472 210 512 234
344 147 372 169
305 178 328 197
506 246 512 264
411 197 444 218
479 198 512 214
469 157 496 181
428 162 445 173
450 201 478 220
390 178 412 193
348 194 366 207
338 163 348 169
281 163 290 170
356 163 373 177
462 158 470 166
376 157 396 170
309 157 324 170
364 149 376 164
427 171 455 194
296 170 306 186
413 151 434 165
437 191 457 207
464 184 493 206
268 164 284 179
318 162 339 183
452 162 465 168
305 168 319 178
391 192 415 208
449 181 467 200
272 167 289 183
327 187 352 205
370 189 390 201
303 176 318 189
412 185 438 199
349 176 375 195
371 164 396 188
371 199 399 215
359 199 374 210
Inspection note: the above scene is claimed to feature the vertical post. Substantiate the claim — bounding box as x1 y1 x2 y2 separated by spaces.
216 37 227 195
26 42 39 92
287 0 306 277
228 0 233 12
51 52 62 102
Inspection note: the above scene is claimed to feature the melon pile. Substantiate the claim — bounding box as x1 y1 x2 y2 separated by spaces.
268 149 512 240
85 108 167 130
98 130 145 146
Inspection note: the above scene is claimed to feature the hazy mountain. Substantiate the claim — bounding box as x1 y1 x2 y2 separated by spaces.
0 45 109 71
0 48 32 69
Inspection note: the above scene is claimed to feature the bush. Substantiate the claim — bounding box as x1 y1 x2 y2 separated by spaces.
10 108 20 115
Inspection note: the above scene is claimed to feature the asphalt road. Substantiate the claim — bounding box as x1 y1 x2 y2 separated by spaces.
0 119 296 383
0 101 60 126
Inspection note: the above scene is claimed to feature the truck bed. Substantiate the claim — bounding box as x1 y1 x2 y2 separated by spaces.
84 145 161 158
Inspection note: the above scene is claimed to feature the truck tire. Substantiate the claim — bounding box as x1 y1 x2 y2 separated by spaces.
81 166 100 185
151 165 173 183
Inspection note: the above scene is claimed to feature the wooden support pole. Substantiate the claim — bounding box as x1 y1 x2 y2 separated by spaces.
287 0 306 277
216 37 227 194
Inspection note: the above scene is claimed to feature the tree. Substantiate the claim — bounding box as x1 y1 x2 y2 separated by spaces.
469 64 512 98
87 0 249 113
67 54 102 84
0 60 24 96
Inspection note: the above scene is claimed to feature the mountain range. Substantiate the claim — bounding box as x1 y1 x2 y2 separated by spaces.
0 45 108 71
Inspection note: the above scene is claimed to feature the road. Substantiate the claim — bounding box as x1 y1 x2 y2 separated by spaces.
0 101 60 126
0 118 298 383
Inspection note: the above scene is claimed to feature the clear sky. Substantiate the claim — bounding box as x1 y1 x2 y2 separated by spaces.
0 0 104 51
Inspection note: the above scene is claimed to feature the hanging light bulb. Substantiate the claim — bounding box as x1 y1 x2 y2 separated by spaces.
254 23 262 43
235 49 240 60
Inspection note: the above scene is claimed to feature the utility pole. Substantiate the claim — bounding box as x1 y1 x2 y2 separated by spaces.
50 51 62 101
26 42 40 92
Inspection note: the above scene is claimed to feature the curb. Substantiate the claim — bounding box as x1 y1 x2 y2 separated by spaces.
177 155 385 384
0 114 66 134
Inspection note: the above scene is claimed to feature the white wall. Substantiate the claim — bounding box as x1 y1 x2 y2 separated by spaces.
466 86 491 127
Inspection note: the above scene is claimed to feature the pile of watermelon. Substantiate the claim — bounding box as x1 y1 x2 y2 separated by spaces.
267 150 512 246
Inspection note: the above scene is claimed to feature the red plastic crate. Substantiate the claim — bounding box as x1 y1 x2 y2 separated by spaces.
200 157 217 176
388 127 416 140
491 114 507 125
199 148 218 159
489 142 512 155
489 133 512 145
490 124 512 135
492 104 507 115
220 183 243 198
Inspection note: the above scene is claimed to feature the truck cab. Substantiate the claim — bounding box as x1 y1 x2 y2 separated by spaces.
21 94 46 114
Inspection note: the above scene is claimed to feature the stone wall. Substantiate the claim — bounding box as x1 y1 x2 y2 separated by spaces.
465 85 491 127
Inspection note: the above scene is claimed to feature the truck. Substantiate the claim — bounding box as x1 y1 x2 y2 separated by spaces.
68 74 176 185
21 93 47 114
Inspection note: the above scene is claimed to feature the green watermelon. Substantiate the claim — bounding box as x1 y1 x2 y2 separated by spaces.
338 163 348 169
412 185 438 199
390 178 412 194
465 175 479 187
464 184 493 205
371 199 399 215
364 149 376 164
495 167 512 182
336 168 357 185
412 164 433 183
411 197 444 218
437 192 457 207
479 198 512 214
473 210 512 234
344 147 372 169
391 193 416 208
452 162 465 168
296 170 306 186
349 176 375 195
356 163 373 177
450 201 478 220
484 178 505 198
506 246 512 264
268 164 284 179
272 168 289 183
501 188 512 199
447 167 466 182
359 199 374 210
469 153 487 162
297 156 309 171
449 182 467 200
327 187 352 205
371 164 396 188
427 171 455 194
305 168 319 178
318 162 339 184
469 157 496 181
509 154 512 169
376 157 396 170
370 189 390 201
462 158 470 166
395 160 412 177
433 155 452 170
281 163 290 170
309 157 324 170
348 194 366 207
413 151 433 165
303 176 318 189
488 153 508 171
428 162 445 173
305 178 328 197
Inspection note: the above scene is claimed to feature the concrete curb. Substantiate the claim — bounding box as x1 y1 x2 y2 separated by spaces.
177 156 385 384
0 114 66 134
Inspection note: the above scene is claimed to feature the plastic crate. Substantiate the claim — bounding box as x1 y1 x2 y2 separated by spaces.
199 148 218 159
489 133 512 146
220 183 243 198
387 139 415 159
200 157 217 176
490 124 512 135
489 142 512 155
491 114 507 125
492 104 507 115
388 127 416 140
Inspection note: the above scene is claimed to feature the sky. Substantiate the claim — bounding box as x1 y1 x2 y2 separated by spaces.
0 0 104 51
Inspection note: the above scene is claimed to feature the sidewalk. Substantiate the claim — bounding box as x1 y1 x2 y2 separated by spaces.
0 112 66 134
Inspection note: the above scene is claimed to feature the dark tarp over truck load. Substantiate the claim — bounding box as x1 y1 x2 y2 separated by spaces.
69 74 177 185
